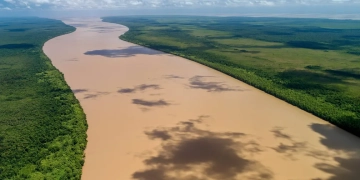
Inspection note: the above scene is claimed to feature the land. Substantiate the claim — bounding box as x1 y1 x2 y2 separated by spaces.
103 16 360 137
0 17 87 179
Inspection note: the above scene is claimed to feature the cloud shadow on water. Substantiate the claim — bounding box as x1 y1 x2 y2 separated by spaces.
133 117 273 180
188 76 243 92
118 88 136 94
132 99 170 107
92 26 116 30
145 130 172 141
137 84 161 91
83 92 109 99
95 30 117 33
310 123 360 180
88 27 118 33
314 157 360 180
271 127 292 140
118 84 161 94
84 46 163 58
272 142 307 155
270 127 308 160
164 75 185 79
270 127 330 161
67 58 78 61
68 23 88 28
310 124 360 152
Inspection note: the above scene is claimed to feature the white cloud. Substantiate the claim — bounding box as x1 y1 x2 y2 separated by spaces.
0 0 359 10
1 6 11 10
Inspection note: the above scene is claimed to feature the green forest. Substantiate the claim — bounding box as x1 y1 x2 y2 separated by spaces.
0 17 87 179
103 16 360 137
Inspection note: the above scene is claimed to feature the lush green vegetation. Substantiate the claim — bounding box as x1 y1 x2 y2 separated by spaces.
0 17 87 179
103 16 360 137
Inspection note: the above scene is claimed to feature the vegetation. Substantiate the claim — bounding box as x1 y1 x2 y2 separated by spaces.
103 16 360 137
0 17 87 179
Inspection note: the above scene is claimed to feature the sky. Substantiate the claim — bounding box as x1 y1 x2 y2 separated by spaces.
0 0 360 18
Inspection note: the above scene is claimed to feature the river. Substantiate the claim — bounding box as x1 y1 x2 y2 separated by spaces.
43 18 360 180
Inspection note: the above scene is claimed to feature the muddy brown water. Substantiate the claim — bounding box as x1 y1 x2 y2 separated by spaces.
43 18 360 180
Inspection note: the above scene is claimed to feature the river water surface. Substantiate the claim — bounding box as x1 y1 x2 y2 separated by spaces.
43 18 360 180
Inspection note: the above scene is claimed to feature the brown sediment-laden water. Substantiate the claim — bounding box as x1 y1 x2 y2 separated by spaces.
43 18 360 180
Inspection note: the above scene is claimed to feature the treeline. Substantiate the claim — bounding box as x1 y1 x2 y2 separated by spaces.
0 18 87 179
103 16 360 137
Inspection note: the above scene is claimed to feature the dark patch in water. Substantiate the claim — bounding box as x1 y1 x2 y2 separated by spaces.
68 23 88 27
164 75 184 79
92 26 116 30
188 115 209 123
83 92 109 99
118 84 160 94
133 117 272 180
271 127 291 140
132 99 170 107
188 76 241 92
270 127 330 161
314 157 360 180
310 123 360 180
145 130 172 141
84 46 163 58
118 88 136 93
272 142 307 154
137 84 161 91
67 58 78 61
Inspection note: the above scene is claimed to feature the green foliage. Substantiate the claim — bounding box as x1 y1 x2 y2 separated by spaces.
0 17 87 179
103 16 360 137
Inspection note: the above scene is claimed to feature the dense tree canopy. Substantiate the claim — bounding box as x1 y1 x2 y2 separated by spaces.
0 17 87 179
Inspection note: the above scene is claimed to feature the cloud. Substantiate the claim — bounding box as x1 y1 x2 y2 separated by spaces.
1 7 12 10
0 0 359 10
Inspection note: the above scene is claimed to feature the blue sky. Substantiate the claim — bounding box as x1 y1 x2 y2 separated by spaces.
0 0 360 17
